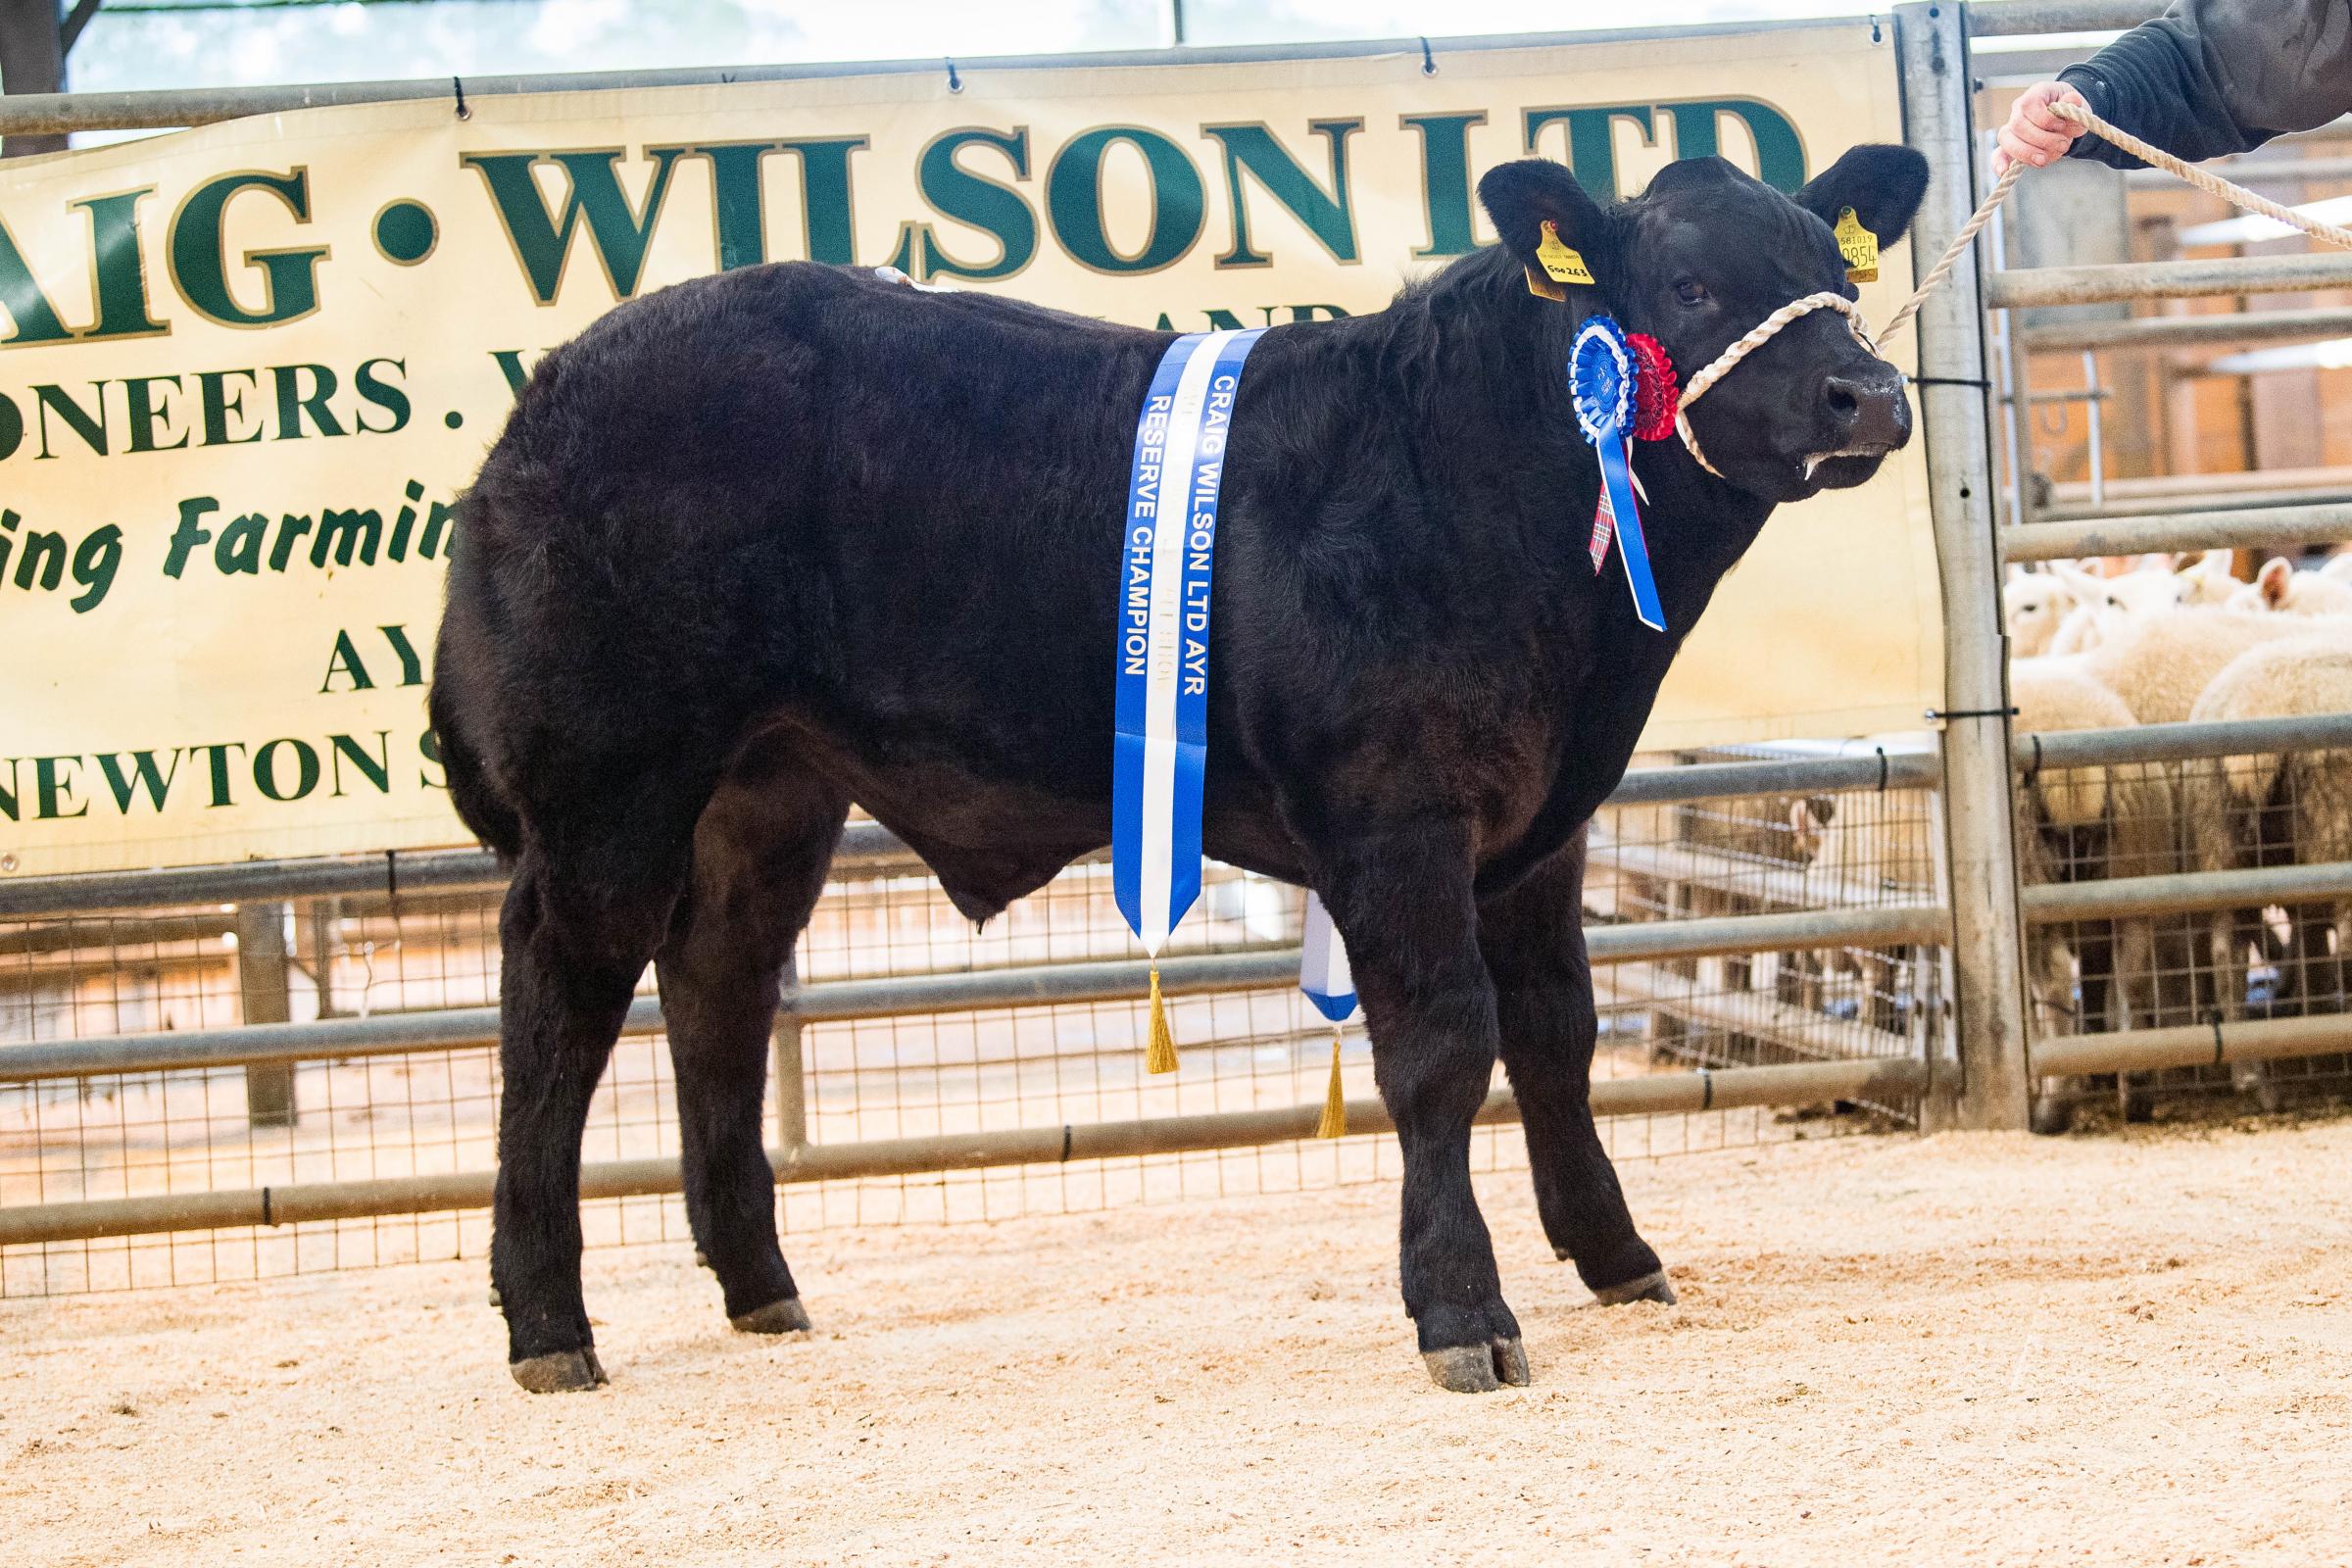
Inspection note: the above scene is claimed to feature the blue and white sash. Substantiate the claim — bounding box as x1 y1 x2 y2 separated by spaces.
1298 891 1358 1023
1112 328 1265 956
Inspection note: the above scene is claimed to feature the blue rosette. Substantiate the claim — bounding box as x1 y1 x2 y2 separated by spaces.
1569 316 1667 632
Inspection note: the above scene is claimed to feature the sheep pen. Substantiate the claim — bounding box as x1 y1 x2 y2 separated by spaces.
5 1116 2350 1568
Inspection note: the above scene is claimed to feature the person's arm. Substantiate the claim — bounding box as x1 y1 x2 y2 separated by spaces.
1997 0 2352 172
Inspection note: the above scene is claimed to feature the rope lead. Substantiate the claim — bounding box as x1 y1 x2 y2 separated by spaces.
1673 101 2352 481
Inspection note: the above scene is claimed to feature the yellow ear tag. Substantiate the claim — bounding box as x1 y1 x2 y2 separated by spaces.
1524 264 1568 303
1835 207 1880 283
1535 220 1595 287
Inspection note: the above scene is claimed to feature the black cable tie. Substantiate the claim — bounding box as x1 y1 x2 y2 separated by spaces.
1419 36 1437 74
1870 15 1884 43
945 57 961 92
1698 1066 1714 1111
1059 1124 1073 1162
1875 745 1889 793
1925 706 2018 721
385 848 399 901
2208 1008 2226 1066
2025 732 2044 786
261 1186 273 1227
1910 375 1991 390
452 75 468 121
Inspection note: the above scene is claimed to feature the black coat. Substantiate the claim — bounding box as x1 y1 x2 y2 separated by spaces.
2063 0 2352 168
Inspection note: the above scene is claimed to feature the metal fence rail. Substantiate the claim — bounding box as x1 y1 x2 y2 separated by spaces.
10 0 2352 1293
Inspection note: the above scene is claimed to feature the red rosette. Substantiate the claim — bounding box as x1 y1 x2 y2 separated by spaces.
1626 332 1679 442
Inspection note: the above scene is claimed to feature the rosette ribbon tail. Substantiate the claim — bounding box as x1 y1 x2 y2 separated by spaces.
1596 426 1665 631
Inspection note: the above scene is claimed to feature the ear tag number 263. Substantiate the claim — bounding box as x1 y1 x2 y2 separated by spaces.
1835 207 1880 283
1526 220 1595 301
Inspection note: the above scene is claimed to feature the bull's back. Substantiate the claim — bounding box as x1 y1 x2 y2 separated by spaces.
443 264 1175 810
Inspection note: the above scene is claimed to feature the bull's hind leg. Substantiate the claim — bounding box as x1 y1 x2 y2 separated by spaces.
1322 819 1524 1394
494 819 693 1394
1479 838 1673 1306
655 769 848 1336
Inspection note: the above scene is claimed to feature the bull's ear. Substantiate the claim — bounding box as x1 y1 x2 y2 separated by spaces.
1793 144 1930 251
1477 158 1613 291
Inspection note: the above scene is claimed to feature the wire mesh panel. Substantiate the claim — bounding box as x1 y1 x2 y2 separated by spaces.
1591 745 1943 1127
2 756 1941 1298
2019 745 2352 1128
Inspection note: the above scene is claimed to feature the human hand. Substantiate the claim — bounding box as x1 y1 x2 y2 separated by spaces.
1996 81 2090 172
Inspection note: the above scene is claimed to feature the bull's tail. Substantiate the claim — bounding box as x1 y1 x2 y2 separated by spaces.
428 678 525 862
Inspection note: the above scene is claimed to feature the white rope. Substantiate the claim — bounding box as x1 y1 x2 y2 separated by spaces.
1673 101 2352 481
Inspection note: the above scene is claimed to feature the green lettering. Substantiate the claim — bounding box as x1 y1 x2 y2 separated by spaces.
198 369 263 445
1401 113 1487 259
1523 105 1656 203
271 363 343 439
311 507 381 568
163 496 217 578
328 731 392 797
378 623 425 686
33 382 106 458
1202 120 1362 268
95 749 180 813
463 148 686 304
73 189 165 339
196 743 245 808
216 511 267 575
321 629 374 692
269 514 311 572
123 374 188 453
34 756 88 819
254 738 319 803
169 170 327 326
354 357 409 433
893 127 1036 282
1047 128 1203 275
1667 99 1807 191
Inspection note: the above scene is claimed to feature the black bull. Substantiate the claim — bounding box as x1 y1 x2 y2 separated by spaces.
429 146 1930 1394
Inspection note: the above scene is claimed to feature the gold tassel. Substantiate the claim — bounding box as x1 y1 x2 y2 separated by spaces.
1314 1024 1348 1139
1145 963 1179 1075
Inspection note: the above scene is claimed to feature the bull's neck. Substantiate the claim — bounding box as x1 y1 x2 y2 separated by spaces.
1391 252 1780 617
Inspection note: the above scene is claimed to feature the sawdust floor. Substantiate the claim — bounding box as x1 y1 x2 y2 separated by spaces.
6 1116 2351 1567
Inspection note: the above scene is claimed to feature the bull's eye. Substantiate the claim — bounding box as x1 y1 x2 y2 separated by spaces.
1674 279 1709 307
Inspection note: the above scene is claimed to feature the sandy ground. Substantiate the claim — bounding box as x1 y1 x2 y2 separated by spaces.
6 1119 2351 1568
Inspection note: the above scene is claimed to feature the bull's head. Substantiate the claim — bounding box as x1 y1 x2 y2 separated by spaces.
1480 146 1931 504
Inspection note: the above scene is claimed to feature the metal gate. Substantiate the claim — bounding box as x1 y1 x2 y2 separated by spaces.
4 0 2350 1297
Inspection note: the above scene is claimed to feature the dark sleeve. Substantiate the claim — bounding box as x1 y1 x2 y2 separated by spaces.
2058 0 2352 170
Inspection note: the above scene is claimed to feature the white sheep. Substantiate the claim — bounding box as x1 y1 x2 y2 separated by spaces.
2010 659 2179 1131
2228 556 2352 617
2045 560 2190 655
2175 549 2244 608
2069 606 2306 725
2185 629 2352 1108
2004 566 2077 659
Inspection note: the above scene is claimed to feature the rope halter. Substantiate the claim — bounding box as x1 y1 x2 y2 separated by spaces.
1671 291 1886 480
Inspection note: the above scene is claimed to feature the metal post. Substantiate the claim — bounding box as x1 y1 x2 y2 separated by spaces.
235 902 297 1127
1897 2 2033 1129
771 950 808 1152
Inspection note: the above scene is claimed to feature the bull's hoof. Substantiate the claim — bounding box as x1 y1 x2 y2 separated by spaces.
730 1297 812 1336
2029 1098 2075 1137
510 1348 609 1394
1422 1337 1531 1394
1591 1268 1678 1306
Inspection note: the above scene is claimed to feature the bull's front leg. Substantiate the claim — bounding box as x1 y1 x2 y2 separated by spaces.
1477 835 1675 1305
1320 819 1525 1394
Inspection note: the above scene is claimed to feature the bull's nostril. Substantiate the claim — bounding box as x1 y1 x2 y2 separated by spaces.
1825 378 1861 417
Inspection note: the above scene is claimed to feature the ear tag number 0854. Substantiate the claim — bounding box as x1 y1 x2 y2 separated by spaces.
1835 207 1880 283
